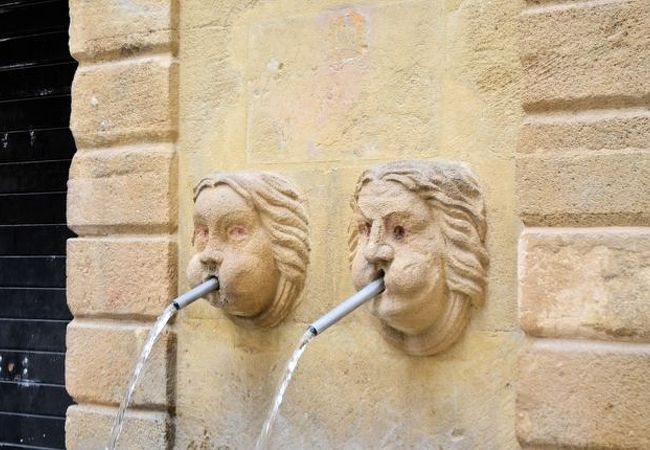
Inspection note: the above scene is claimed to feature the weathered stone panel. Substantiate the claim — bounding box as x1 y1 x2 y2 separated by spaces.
67 146 177 234
519 228 650 342
67 237 177 318
66 319 174 407
71 58 178 147
246 3 444 163
517 339 650 450
66 405 170 450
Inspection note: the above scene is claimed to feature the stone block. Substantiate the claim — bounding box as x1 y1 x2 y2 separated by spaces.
66 404 170 450
69 0 176 62
519 228 650 342
246 2 445 163
67 237 177 318
519 108 650 154
67 146 177 234
517 339 650 449
71 57 178 147
517 151 650 226
520 0 650 110
66 319 174 407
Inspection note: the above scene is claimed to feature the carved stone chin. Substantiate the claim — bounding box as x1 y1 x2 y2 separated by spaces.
186 171 310 328
349 160 489 356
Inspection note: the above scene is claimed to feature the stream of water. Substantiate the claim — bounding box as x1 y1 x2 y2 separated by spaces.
255 329 316 450
106 303 177 450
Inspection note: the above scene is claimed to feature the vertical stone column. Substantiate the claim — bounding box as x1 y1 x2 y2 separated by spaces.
65 2 179 448
516 1 650 449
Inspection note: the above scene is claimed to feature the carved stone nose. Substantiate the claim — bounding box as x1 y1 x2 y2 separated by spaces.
200 251 223 273
363 241 394 264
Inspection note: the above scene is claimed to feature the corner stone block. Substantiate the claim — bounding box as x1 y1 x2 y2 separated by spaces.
518 109 650 154
519 228 650 342
66 319 174 407
67 237 177 318
520 0 650 109
66 405 170 450
517 151 650 226
71 57 178 147
69 0 176 62
67 146 177 234
517 339 650 450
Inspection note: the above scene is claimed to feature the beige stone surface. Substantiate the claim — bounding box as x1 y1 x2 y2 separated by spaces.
67 146 177 234
517 150 650 226
520 0 650 110
71 57 178 147
176 318 519 449
69 0 177 62
66 319 174 407
517 339 650 450
519 228 650 342
245 3 444 163
67 237 177 318
519 108 650 154
174 0 522 446
66 404 170 450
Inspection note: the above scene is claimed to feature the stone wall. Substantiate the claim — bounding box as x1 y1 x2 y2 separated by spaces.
65 1 179 448
175 0 521 448
516 1 650 449
63 0 649 449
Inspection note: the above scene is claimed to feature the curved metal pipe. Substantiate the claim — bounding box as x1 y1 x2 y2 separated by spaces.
308 278 385 336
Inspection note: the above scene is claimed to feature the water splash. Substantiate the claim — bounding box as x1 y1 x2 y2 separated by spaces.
106 304 177 450
255 329 315 450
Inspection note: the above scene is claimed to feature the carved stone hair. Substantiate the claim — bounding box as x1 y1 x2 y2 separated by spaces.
349 160 489 355
194 172 310 327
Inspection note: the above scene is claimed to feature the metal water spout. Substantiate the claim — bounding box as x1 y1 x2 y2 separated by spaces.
173 277 220 310
308 277 385 336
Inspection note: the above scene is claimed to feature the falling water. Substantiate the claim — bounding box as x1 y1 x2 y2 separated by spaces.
255 329 315 450
106 303 177 450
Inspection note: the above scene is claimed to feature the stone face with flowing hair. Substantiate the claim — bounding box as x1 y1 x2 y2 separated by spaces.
349 160 488 355
187 171 310 328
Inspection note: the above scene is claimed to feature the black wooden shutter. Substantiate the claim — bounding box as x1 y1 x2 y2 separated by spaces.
0 0 77 448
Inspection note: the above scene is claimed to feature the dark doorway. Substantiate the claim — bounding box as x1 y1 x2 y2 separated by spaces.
0 0 77 448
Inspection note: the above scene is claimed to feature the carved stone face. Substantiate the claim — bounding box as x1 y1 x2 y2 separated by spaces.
186 185 280 317
351 180 448 335
349 160 488 356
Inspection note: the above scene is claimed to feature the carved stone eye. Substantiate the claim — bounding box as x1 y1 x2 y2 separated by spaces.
193 225 209 246
359 222 371 237
392 225 405 241
228 225 248 240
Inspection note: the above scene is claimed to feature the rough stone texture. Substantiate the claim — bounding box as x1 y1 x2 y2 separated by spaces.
67 237 177 318
69 0 177 62
519 108 650 154
176 318 519 449
519 228 650 342
66 405 171 450
175 0 522 447
71 57 178 147
246 3 445 163
517 339 650 450
517 150 650 226
67 146 177 234
520 0 650 111
66 319 174 407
